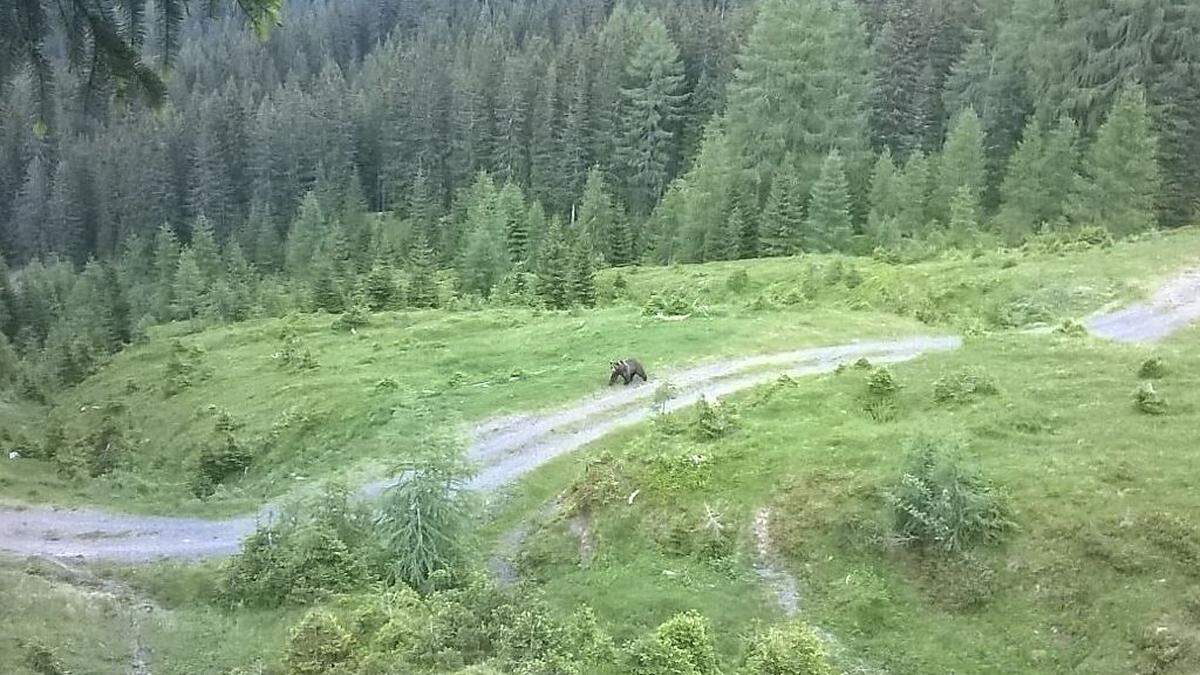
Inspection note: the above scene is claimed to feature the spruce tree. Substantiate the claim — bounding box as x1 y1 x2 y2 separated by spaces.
724 0 872 195
152 225 182 320
896 151 932 236
460 222 507 298
578 167 625 265
537 218 572 310
867 149 902 242
286 193 324 277
524 201 548 263
190 215 222 288
948 185 981 248
805 150 854 253
569 234 597 308
365 261 397 311
934 107 987 225
758 160 804 257
618 17 688 215
172 249 207 320
407 233 439 309
497 181 528 264
310 264 344 313
1071 87 1160 236
996 116 1080 242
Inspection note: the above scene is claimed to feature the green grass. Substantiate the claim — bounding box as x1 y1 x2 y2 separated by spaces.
500 328 1200 673
0 559 139 674
5 228 1198 517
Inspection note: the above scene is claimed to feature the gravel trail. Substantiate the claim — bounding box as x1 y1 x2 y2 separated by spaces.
2 267 1197 562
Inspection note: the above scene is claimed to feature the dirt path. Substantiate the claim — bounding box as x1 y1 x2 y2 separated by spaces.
2 267 1197 562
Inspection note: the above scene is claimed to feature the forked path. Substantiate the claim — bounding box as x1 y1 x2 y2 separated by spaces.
0 269 1196 562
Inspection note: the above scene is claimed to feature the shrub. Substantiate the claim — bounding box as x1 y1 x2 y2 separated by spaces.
274 334 319 370
1134 382 1168 415
693 396 735 440
867 366 900 397
22 640 68 675
992 296 1053 328
190 433 253 498
374 378 399 392
885 436 1014 553
331 305 371 332
642 290 695 317
651 381 679 415
375 450 476 591
932 368 999 405
625 611 719 675
220 485 381 607
1138 356 1167 379
284 610 357 675
563 453 625 516
163 340 208 396
726 269 751 294
56 402 130 478
743 621 834 675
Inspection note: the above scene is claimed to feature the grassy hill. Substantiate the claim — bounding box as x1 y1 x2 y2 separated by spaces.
1 229 1199 673
500 326 1200 673
3 228 1198 518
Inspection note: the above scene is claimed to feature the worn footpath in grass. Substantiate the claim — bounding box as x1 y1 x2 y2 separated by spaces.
501 328 1200 674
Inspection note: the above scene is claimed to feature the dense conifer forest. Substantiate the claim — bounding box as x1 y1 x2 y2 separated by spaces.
1 0 1198 396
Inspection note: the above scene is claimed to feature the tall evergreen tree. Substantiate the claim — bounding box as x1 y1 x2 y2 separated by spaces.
496 181 529 264
758 157 804 257
172 249 207 320
578 167 626 265
569 233 597 308
934 107 987 225
618 17 688 215
723 0 872 198
996 116 1080 242
867 148 902 243
896 150 933 236
285 192 325 276
537 217 572 310
1070 87 1160 236
805 149 854 252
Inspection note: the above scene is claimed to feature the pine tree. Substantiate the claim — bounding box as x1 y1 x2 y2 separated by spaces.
497 181 528 264
867 149 902 244
190 215 222 288
870 7 933 158
578 167 625 265
569 234 597 308
1070 87 1160 236
618 17 688 215
151 225 182 320
460 222 507 298
948 185 981 247
365 261 397 311
724 0 872 196
524 201 548 263
804 150 854 253
996 116 1080 242
934 107 987 225
758 158 804 257
407 232 439 309
720 205 747 261
310 264 344 313
286 193 325 277
896 151 932 236
11 153 51 263
172 249 207 320
537 218 572 310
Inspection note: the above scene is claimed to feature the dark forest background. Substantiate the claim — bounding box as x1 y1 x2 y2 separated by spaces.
1 0 1198 395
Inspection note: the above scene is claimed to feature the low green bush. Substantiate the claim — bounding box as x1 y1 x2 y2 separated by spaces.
1134 382 1168 415
885 436 1014 553
932 368 999 405
331 305 370 332
1138 356 1167 379
742 621 834 675
625 611 720 675
693 396 736 440
867 367 900 397
284 610 358 675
